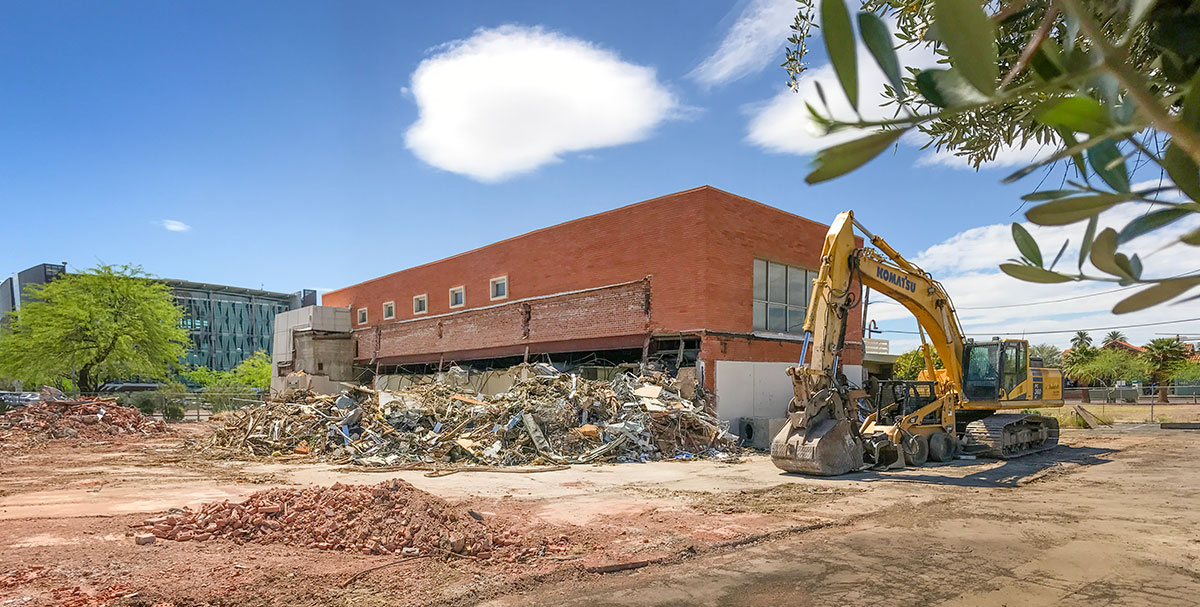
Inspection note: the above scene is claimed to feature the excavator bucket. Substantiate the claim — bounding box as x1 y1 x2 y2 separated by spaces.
770 411 864 476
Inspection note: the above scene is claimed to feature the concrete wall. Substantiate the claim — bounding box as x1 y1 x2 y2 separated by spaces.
294 332 354 382
273 306 351 362
712 360 797 421
271 305 353 394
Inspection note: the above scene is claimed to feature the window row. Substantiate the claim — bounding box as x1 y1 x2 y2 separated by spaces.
752 259 815 335
356 275 508 325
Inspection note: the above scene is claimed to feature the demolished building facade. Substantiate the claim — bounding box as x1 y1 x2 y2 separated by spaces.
321 186 864 422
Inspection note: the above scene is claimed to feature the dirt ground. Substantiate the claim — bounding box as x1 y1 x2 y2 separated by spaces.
2 423 1199 606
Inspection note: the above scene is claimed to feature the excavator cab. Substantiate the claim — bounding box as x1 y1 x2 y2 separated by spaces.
963 339 1035 402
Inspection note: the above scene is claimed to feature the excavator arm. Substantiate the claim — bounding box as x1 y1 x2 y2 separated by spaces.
771 211 967 474
771 211 1062 475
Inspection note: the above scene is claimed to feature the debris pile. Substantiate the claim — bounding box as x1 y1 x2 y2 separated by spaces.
0 387 168 444
138 480 508 558
206 368 737 466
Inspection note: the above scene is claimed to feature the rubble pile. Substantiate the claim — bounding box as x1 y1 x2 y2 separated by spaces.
206 368 737 466
0 387 168 444
139 479 507 558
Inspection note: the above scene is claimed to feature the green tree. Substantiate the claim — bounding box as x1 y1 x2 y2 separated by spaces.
1071 348 1152 386
1070 331 1093 350
1103 331 1128 346
1030 343 1062 366
893 346 944 380
182 365 223 388
787 1 1200 312
1142 337 1189 402
0 265 187 393
229 350 270 391
1172 359 1200 381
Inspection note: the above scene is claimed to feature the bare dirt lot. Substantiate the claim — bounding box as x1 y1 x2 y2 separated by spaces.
2 424 1199 606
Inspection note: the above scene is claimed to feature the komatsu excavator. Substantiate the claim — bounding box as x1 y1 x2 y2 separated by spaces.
770 211 1064 476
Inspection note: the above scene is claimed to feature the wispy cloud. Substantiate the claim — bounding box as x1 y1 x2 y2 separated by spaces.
161 219 191 232
405 25 679 182
689 0 797 88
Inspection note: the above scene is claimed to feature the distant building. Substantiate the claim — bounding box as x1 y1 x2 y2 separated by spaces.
170 280 317 371
1 264 315 372
322 186 866 422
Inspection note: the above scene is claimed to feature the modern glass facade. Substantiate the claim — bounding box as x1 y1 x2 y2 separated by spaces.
169 280 316 371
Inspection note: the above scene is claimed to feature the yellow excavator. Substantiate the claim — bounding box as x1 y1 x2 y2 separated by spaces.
770 211 1064 476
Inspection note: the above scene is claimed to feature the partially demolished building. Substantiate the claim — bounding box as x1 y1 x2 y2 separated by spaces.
322 186 863 421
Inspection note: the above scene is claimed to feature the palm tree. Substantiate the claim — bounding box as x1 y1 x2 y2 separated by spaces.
1103 331 1127 346
1030 344 1062 367
1070 331 1093 350
1142 338 1189 403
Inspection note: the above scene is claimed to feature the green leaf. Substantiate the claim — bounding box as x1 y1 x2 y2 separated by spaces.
1118 207 1197 243
1025 194 1130 226
822 0 858 109
1129 253 1143 280
1089 228 1132 279
1087 139 1130 192
1164 142 1200 200
1000 264 1072 283
1029 37 1064 80
805 128 906 184
1021 189 1080 202
933 0 998 94
1079 215 1098 270
858 12 904 100
1036 96 1111 135
1112 277 1200 314
1182 227 1200 245
1011 223 1042 267
914 69 990 108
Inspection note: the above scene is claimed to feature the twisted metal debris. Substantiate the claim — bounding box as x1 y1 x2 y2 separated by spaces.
205 368 738 466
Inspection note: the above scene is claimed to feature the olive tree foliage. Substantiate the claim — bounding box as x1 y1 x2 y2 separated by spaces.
0 265 188 393
786 0 1200 313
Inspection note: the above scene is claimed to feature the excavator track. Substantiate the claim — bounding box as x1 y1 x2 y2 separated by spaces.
962 413 1059 459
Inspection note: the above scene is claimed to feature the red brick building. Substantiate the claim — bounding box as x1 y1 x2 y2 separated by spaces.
322 186 863 420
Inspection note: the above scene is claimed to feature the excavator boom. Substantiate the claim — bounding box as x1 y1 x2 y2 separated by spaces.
770 211 1063 475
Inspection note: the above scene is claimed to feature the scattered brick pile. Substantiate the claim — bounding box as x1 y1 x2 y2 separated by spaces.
139 480 513 558
0 389 168 444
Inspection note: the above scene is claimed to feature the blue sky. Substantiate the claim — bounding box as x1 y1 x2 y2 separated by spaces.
3 0 1198 349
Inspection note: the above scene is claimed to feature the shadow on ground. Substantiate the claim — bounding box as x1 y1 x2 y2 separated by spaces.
781 445 1118 489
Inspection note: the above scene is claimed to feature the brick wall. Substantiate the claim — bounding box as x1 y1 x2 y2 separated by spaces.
327 186 866 365
355 279 650 365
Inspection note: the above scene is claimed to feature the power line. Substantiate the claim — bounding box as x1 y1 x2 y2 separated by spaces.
868 268 1200 310
877 316 1200 337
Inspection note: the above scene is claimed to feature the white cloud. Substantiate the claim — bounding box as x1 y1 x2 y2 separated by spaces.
689 0 797 88
867 203 1200 351
161 220 190 232
746 30 938 154
914 139 1053 169
404 25 679 182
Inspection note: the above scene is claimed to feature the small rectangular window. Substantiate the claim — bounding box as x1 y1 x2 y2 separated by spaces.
357 308 367 325
489 276 508 300
449 286 465 308
382 301 395 320
413 294 428 314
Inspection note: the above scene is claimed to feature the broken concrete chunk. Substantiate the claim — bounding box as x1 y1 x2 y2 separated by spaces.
134 533 156 545
632 385 663 399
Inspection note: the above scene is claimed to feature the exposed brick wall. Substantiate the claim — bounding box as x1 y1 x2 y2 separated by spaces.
355 280 650 365
327 186 866 365
698 334 864 393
